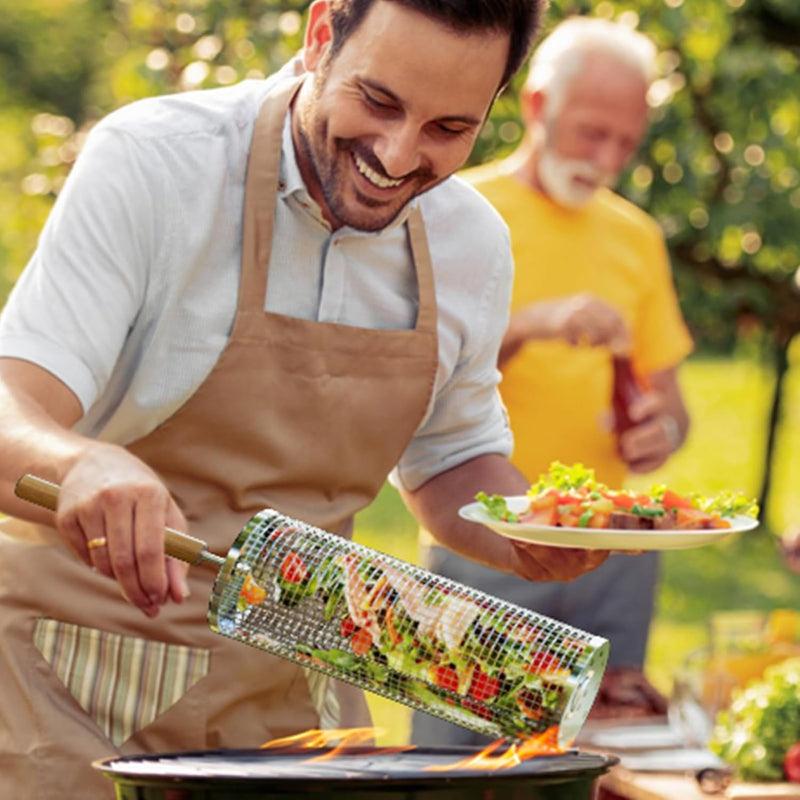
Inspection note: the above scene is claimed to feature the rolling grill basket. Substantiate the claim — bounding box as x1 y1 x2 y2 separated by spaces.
208 509 609 747
95 746 619 799
12 476 608 747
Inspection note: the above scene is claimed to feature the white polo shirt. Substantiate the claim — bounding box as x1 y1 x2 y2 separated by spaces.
0 60 513 492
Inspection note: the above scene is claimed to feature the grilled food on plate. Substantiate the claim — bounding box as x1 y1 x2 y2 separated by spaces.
477 462 758 531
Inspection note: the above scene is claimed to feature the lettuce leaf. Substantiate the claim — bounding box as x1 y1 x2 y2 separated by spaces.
529 461 599 494
475 491 518 522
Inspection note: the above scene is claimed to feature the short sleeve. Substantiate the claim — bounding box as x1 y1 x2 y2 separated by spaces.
0 124 169 411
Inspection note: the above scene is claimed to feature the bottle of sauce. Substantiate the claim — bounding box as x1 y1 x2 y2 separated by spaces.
611 355 644 437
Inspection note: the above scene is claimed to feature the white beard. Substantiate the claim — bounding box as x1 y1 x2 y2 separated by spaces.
538 149 616 208
534 121 616 209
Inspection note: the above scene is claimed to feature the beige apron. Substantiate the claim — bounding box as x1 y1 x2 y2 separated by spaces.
0 75 438 799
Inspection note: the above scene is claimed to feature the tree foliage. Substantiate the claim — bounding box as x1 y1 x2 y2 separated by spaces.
0 0 798 519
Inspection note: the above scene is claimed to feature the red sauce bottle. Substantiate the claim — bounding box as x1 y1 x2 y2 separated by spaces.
611 355 644 437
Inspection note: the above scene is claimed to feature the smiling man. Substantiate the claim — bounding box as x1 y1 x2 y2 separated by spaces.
0 1 611 798
293 1 508 231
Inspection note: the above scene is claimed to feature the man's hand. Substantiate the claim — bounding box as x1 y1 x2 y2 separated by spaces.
779 532 800 575
540 293 631 352
617 391 679 474
617 367 689 473
401 453 612 584
509 539 609 582
501 293 631 365
0 357 191 618
56 445 191 618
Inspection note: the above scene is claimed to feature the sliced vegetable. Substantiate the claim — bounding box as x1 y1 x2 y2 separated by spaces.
350 627 373 656
239 574 267 605
661 489 693 510
430 665 460 693
526 650 562 675
280 552 308 584
469 666 501 702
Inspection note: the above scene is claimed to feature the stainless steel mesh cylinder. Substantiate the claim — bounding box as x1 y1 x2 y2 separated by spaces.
208 509 609 747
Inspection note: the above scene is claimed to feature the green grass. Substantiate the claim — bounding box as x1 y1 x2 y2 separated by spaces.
352 354 800 744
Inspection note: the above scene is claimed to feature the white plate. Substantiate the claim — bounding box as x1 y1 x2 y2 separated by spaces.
618 747 726 772
458 496 759 551
581 723 685 751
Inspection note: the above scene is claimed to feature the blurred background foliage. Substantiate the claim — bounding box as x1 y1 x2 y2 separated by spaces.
0 0 798 519
3 1 797 738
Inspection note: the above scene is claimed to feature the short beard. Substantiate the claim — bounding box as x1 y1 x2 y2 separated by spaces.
294 62 438 232
297 122 401 231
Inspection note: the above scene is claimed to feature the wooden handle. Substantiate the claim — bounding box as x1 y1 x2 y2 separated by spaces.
14 474 223 567
15 473 59 512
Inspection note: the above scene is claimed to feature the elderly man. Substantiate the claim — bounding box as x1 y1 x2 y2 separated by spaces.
413 16 693 746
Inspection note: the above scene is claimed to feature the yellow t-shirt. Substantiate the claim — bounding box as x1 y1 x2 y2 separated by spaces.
462 162 694 488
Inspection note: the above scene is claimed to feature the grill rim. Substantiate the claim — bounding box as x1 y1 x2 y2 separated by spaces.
94 746 619 790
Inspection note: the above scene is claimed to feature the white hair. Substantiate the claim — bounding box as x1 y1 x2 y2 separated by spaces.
525 17 657 115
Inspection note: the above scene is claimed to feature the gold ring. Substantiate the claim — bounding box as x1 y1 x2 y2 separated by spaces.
86 537 108 550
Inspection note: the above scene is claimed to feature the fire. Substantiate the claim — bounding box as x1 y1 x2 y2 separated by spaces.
423 727 566 772
260 728 414 761
260 726 567 772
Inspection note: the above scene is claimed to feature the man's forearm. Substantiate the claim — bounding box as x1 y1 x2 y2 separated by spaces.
401 453 529 572
0 358 86 522
401 452 611 583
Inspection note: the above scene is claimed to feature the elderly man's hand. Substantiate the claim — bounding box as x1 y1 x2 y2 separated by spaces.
779 532 800 575
509 539 610 582
543 293 631 353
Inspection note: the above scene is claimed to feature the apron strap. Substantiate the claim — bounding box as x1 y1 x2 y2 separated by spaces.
239 76 304 312
406 206 436 334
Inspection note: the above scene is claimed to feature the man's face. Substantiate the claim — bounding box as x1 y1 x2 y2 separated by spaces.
293 0 509 231
534 53 649 208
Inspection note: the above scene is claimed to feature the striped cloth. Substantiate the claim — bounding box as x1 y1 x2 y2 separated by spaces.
34 618 209 746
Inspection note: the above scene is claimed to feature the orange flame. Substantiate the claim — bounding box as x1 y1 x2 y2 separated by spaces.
260 726 568 772
260 728 415 762
423 727 567 772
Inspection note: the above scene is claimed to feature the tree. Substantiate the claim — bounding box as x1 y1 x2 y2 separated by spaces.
622 0 800 525
1 0 798 526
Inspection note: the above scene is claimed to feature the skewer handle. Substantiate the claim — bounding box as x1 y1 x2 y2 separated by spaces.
14 474 224 567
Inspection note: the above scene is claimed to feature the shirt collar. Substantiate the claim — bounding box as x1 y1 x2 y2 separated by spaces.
277 109 415 235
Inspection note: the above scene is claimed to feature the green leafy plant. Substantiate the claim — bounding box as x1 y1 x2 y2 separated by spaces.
709 657 800 781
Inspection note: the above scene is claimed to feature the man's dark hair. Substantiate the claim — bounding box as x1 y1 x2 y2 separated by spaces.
327 0 547 91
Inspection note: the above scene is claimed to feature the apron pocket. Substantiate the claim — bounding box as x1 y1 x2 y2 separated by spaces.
33 617 209 747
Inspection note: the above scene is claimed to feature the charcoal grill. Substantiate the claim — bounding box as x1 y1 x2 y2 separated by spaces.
95 746 618 799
